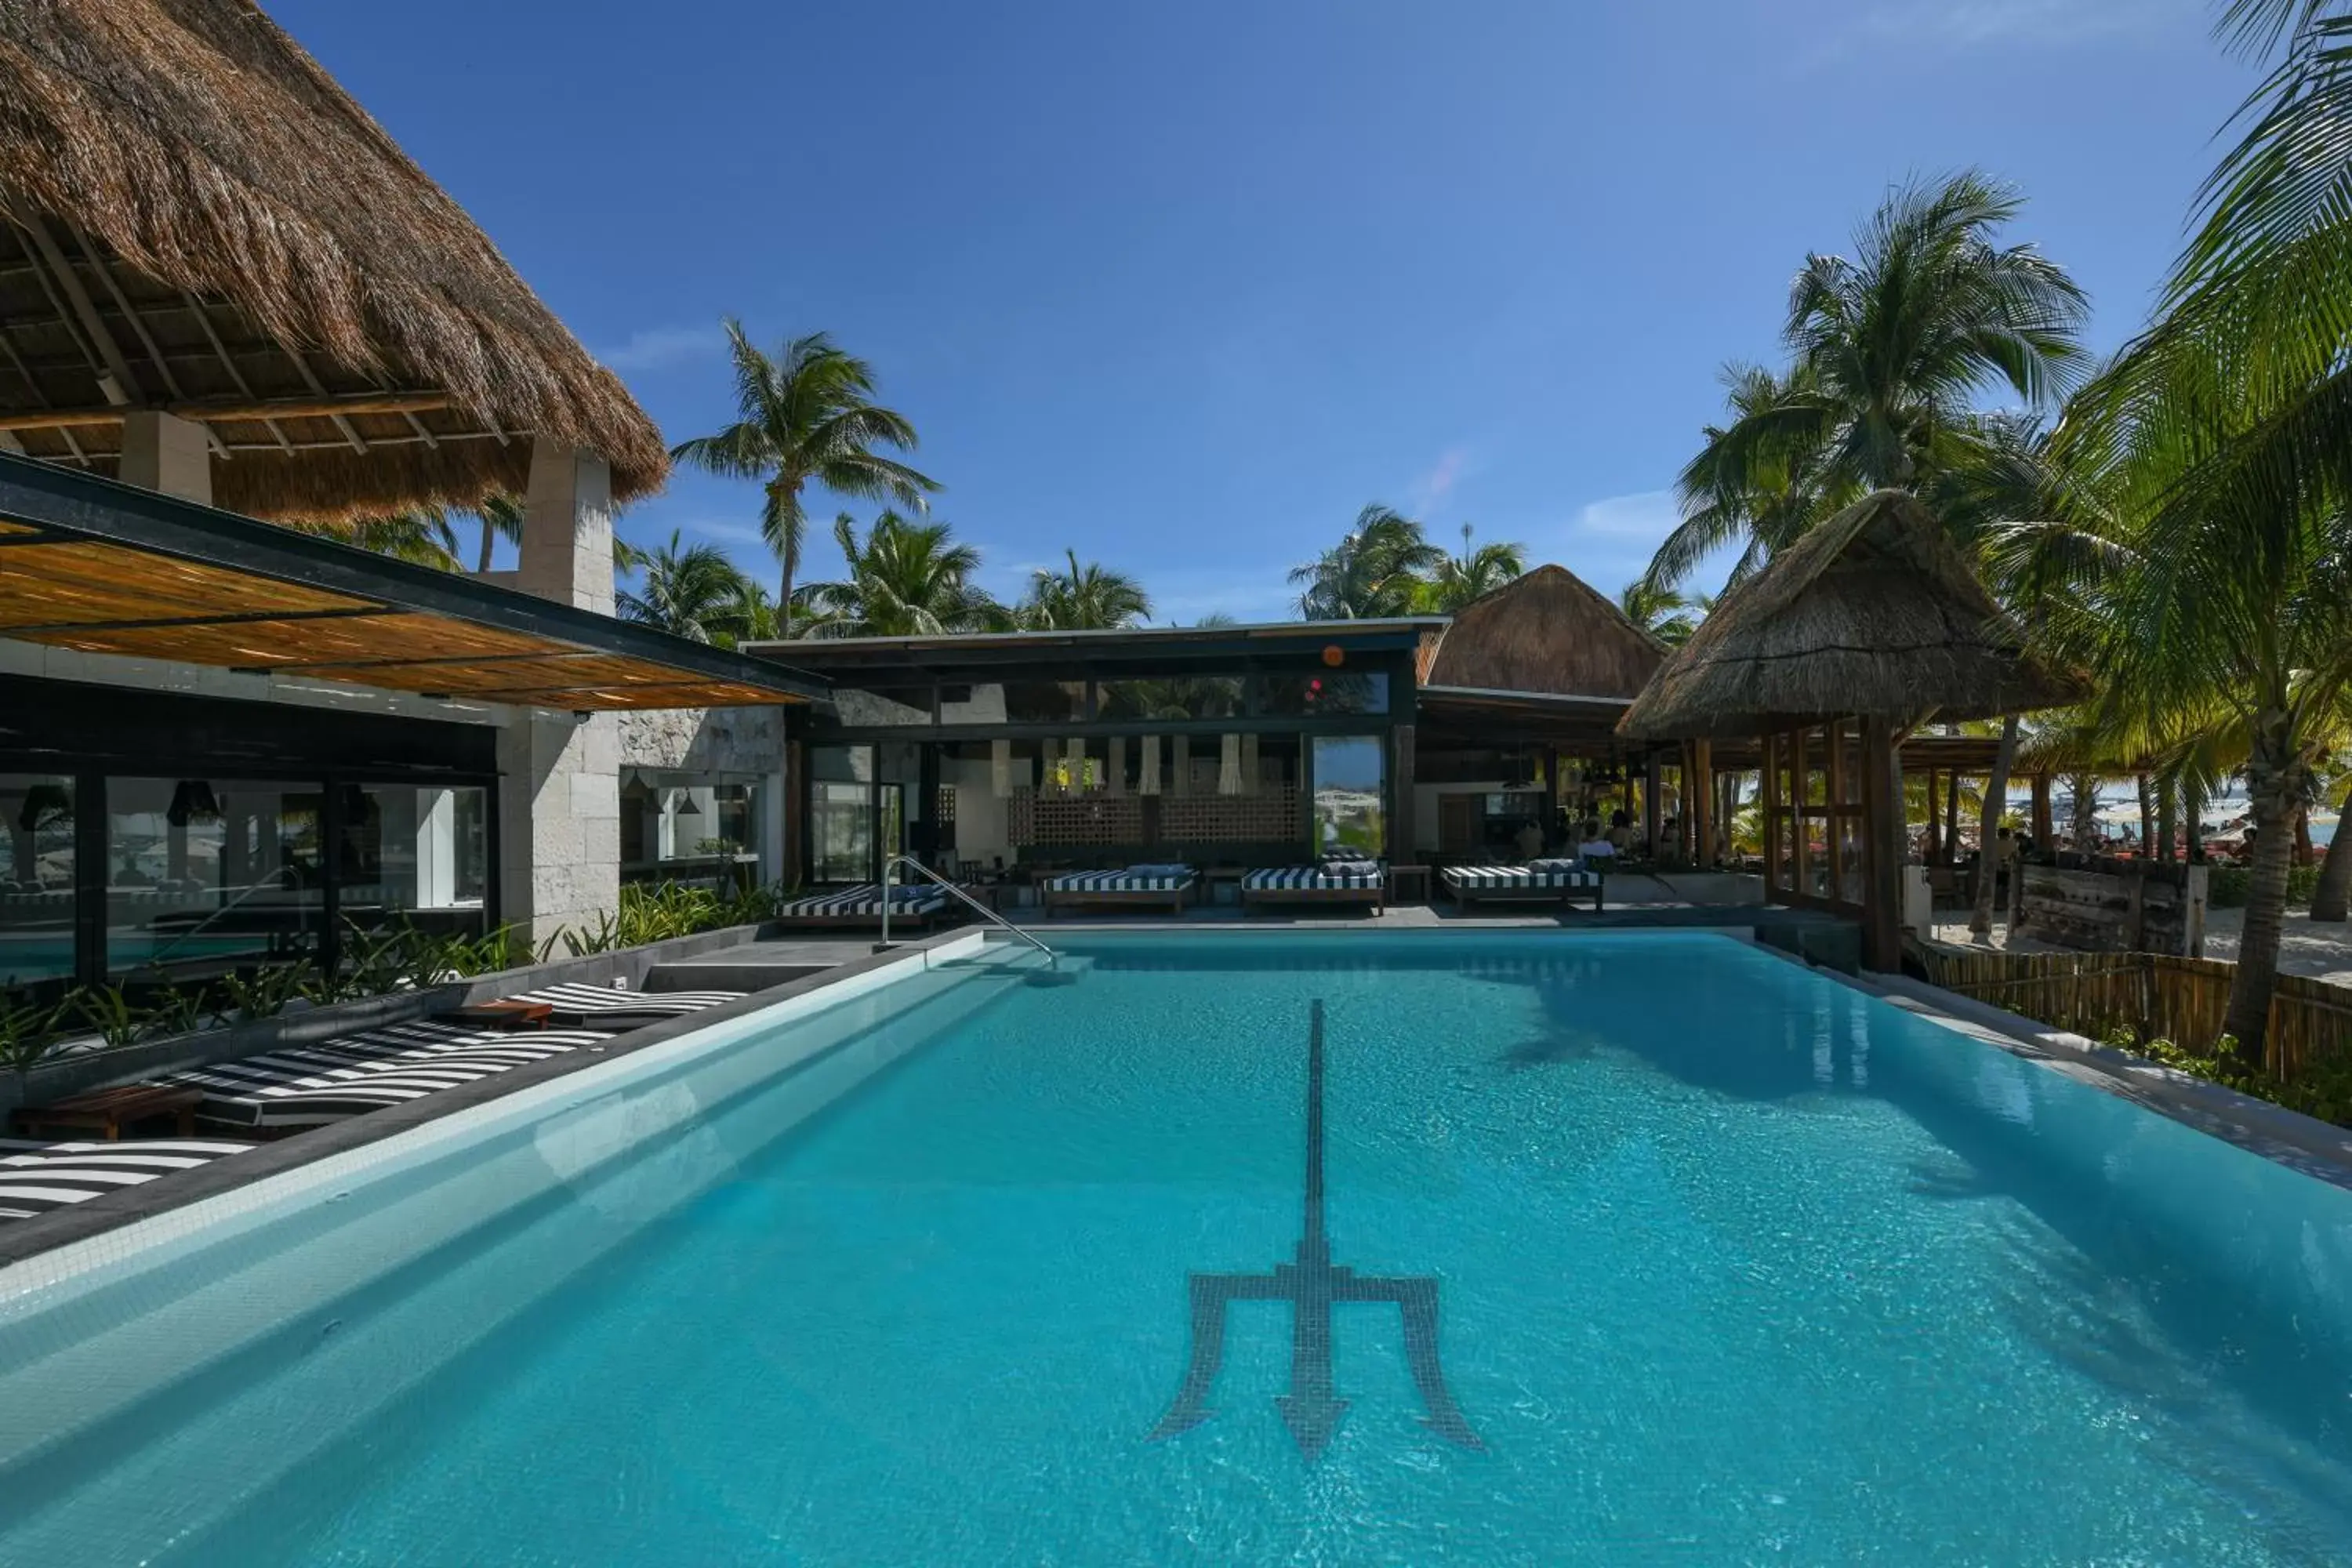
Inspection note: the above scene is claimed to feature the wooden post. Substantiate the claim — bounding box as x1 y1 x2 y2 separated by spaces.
1693 738 1716 866
1644 752 1662 859
2031 773 2053 845
1761 735 1781 893
1925 768 1942 862
1860 717 1906 972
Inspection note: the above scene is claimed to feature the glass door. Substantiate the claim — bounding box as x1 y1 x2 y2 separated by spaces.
811 782 874 884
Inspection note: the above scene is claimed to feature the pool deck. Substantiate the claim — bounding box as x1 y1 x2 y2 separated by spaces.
2 910 2347 1267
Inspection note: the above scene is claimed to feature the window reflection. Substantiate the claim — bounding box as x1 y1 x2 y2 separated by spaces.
106 778 326 979
1 774 74 991
1312 735 1387 858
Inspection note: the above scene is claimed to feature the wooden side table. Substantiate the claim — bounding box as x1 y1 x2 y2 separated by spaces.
1388 865 1432 905
15 1083 205 1141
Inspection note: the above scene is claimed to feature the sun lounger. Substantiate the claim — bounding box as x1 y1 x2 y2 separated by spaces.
1440 862 1605 913
769 883 953 930
497 982 746 1024
0 1138 254 1221
1040 867 1195 917
1240 864 1385 915
158 1025 610 1130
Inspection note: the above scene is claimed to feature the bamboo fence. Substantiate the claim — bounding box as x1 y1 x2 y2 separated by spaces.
1906 939 2352 1083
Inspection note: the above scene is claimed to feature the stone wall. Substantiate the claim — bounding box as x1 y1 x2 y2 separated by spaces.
617 706 785 775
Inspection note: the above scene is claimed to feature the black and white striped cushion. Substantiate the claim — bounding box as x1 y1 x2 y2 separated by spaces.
162 1027 610 1128
1045 870 1195 893
503 982 746 1016
1442 865 1601 891
774 884 950 918
1243 866 1385 891
0 1138 254 1221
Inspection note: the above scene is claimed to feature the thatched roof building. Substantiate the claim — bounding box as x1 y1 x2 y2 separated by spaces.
0 0 668 521
1421 564 1664 699
1617 489 2078 742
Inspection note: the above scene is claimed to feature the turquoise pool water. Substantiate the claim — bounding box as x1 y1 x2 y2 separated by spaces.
2 931 2350 1564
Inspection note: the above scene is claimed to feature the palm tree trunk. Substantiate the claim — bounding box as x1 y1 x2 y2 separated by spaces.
477 516 495 573
2136 773 2153 858
2223 724 2303 1073
2156 772 2178 865
1968 714 2019 938
2295 805 2314 867
2186 777 2205 863
1944 771 1962 865
2071 774 2100 851
2310 777 2352 921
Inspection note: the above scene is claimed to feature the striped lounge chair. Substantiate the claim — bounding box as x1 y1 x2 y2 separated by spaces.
1040 866 1195 917
156 1022 611 1131
0 1138 254 1221
499 981 746 1024
1440 861 1605 913
1241 863 1385 915
770 883 953 931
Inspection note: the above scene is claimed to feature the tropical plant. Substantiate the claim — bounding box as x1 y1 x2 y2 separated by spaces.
1020 550 1152 630
670 324 940 630
72 984 147 1050
217 960 312 1025
293 510 464 570
1290 506 1446 619
796 511 1008 637
0 995 61 1078
1421 524 1527 612
618 530 754 644
1618 580 1704 645
470 492 525 573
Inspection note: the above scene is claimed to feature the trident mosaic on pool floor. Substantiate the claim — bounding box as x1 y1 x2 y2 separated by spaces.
1149 997 1483 1461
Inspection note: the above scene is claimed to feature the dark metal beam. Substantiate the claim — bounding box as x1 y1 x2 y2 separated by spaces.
5 606 396 639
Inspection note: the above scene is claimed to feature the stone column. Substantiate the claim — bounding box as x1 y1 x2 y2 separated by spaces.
119 411 212 505
497 439 620 948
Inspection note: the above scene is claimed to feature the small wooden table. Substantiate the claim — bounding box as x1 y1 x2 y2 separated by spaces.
441 1000 556 1029
1387 864 1432 906
14 1083 205 1141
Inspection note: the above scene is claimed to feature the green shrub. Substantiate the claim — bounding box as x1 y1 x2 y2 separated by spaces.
2107 1030 2352 1129
2203 862 2320 909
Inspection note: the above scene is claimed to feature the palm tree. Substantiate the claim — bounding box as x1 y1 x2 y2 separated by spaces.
795 511 1007 637
1421 524 1527 611
296 510 463 571
1645 173 2089 597
669 323 939 632
1020 550 1151 630
616 530 752 644
469 493 524 572
1618 580 1704 645
1290 505 1446 618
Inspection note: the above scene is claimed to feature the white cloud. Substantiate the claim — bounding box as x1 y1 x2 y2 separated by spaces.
1574 490 1682 540
1409 445 1475 510
676 516 767 548
1135 564 1301 626
595 324 724 373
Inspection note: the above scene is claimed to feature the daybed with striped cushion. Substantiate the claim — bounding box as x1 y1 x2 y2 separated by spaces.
1440 862 1605 913
1040 867 1195 917
770 883 954 929
158 1024 611 1131
0 1138 254 1221
1240 864 1385 915
500 982 746 1022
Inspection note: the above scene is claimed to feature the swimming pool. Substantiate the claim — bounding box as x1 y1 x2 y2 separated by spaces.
1 930 2348 1564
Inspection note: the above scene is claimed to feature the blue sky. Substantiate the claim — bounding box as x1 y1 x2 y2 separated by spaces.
274 0 2252 622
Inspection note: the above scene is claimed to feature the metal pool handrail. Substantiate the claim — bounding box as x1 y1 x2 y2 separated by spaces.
878 853 1058 967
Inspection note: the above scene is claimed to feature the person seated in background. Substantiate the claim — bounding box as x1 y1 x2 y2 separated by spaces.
1578 819 1617 866
1514 818 1545 862
1606 809 1635 851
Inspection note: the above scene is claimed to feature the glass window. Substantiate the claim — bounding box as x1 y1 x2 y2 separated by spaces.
1258 672 1388 717
1 774 75 993
339 784 490 942
811 744 874 784
1002 681 1087 724
811 781 873 884
1095 676 1244 722
106 778 324 980
1312 735 1387 858
831 687 934 728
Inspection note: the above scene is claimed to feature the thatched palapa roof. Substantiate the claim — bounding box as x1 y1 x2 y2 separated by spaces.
1421 564 1665 700
0 0 667 521
1616 489 2079 741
